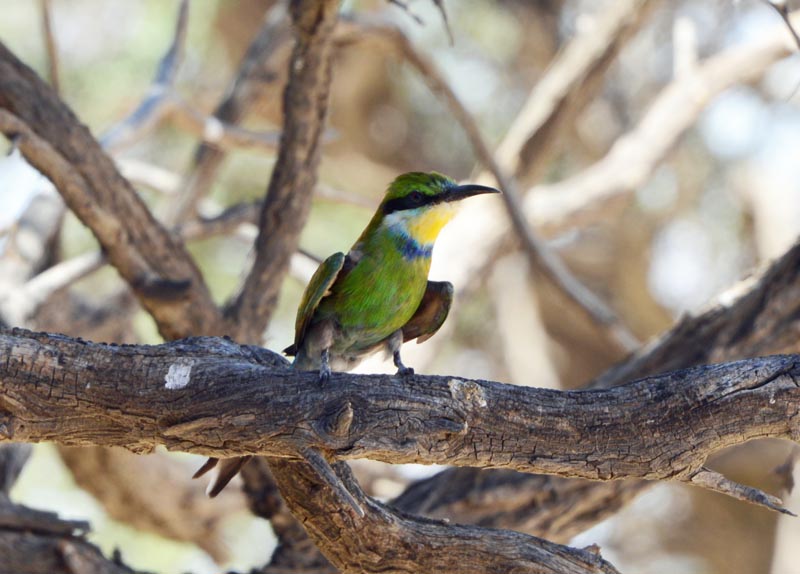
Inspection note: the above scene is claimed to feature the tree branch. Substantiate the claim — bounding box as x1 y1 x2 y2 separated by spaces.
337 18 639 353
524 18 799 235
0 45 225 341
0 327 797 516
100 0 189 152
394 234 800 543
270 458 619 574
226 0 341 342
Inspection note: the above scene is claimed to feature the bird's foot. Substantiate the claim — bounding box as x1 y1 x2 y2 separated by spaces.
318 349 332 385
393 350 414 376
318 364 332 385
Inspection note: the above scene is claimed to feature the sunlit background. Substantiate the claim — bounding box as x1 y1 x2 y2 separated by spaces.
2 0 800 573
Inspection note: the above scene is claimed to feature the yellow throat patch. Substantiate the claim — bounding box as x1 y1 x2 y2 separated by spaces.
405 203 458 245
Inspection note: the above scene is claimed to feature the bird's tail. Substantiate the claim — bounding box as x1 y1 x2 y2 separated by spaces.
193 455 253 497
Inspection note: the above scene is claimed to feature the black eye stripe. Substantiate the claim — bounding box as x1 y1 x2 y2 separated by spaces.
383 190 443 214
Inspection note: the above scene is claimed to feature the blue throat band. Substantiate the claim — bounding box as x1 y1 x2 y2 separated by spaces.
395 233 432 260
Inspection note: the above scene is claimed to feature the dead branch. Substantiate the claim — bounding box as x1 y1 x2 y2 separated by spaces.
337 18 638 353
226 0 341 343
0 48 225 340
524 17 799 235
270 458 618 574
1 327 798 516
394 235 800 543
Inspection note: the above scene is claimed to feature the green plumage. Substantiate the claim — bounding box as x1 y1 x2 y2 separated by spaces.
285 171 499 378
195 172 498 498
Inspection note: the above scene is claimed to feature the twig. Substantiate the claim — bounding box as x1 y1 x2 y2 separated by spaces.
522 25 797 235
168 94 282 152
690 467 796 516
0 251 103 326
39 0 59 95
168 4 291 225
115 158 181 195
496 0 658 182
387 0 424 25
342 19 639 353
432 0 454 45
99 0 189 152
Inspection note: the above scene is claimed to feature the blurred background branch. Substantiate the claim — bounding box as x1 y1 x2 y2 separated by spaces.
2 0 800 573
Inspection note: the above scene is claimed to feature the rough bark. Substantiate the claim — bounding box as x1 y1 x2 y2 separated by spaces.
0 328 797 501
390 237 800 541
226 0 341 341
271 458 618 574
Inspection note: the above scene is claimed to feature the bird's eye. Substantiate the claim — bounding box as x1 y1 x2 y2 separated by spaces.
409 190 423 203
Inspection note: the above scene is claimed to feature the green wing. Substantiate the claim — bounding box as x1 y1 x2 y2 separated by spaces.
284 252 346 355
402 281 453 344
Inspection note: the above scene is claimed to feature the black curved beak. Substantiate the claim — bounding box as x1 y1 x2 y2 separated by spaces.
443 183 502 203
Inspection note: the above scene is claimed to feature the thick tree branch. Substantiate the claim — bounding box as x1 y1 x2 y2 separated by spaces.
396 235 800 542
226 0 340 342
270 458 618 574
0 327 798 515
0 44 225 340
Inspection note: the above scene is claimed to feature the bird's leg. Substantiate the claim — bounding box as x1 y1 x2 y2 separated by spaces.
319 348 332 384
388 329 414 376
393 350 414 376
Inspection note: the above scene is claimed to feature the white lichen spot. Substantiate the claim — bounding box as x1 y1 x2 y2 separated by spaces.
448 378 487 408
165 360 194 390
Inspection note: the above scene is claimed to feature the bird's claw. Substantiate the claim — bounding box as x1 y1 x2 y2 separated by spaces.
396 366 414 377
318 365 332 385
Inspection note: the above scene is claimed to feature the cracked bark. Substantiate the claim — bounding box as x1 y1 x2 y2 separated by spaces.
0 328 797 501
393 238 800 541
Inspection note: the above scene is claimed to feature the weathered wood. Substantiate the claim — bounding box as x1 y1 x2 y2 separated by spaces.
271 458 619 574
0 328 797 492
227 0 341 341
393 236 800 540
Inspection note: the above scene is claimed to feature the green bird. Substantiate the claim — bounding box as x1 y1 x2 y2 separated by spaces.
195 172 500 496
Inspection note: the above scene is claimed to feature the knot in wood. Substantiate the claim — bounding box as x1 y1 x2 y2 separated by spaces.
322 401 354 438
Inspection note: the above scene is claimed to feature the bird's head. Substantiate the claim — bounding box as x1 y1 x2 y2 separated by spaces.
377 172 501 245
